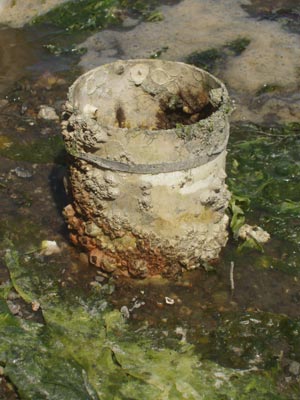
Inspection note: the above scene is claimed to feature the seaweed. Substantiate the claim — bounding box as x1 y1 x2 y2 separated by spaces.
256 84 282 96
185 37 251 72
0 135 66 164
225 37 251 55
185 48 223 72
31 0 120 31
0 242 297 399
227 121 300 272
31 0 165 32
241 2 300 35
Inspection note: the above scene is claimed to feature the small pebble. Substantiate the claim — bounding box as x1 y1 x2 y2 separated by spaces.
289 361 300 376
90 281 102 289
41 127 53 135
7 290 20 301
95 275 105 283
165 296 175 305
31 300 40 312
13 167 33 179
7 301 21 315
40 240 61 256
120 305 130 319
38 105 59 121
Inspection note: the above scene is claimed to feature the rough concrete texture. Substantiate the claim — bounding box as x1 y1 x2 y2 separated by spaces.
62 60 232 278
0 0 69 27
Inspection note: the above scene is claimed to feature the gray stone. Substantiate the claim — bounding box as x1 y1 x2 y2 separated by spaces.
38 105 59 121
13 167 33 179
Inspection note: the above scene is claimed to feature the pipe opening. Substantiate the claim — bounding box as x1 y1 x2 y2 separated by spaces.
70 60 222 131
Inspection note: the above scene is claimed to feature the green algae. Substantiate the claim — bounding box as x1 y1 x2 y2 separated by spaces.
256 84 282 96
225 37 251 55
0 241 297 399
185 48 223 72
31 0 119 31
145 10 164 22
241 1 300 35
0 218 43 255
227 122 300 244
204 311 300 370
0 135 13 150
228 194 250 239
150 46 169 59
185 37 250 72
31 0 164 32
227 121 300 273
43 43 87 57
0 134 66 164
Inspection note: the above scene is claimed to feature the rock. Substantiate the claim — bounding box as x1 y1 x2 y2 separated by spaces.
40 240 61 256
120 305 130 319
289 361 300 376
38 105 59 121
31 300 40 312
94 275 105 283
0 99 8 108
7 300 21 315
13 167 33 179
238 224 270 244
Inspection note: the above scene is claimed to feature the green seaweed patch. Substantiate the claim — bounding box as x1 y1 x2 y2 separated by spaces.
1 245 297 399
256 84 282 96
227 194 264 252
227 122 300 245
0 217 47 253
43 43 87 56
202 310 300 373
0 135 13 150
185 48 223 71
145 10 164 22
241 3 300 35
119 0 162 20
228 194 250 239
225 37 251 55
150 45 169 59
31 0 119 31
31 0 164 32
0 134 66 164
185 36 251 72
226 122 300 274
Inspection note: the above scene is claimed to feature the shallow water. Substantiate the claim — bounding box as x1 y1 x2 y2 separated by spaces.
81 0 300 126
1 0 300 398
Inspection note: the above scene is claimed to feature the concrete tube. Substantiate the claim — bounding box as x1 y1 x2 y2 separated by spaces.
61 59 232 278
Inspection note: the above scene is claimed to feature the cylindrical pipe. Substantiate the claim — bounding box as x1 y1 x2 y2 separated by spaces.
62 60 232 278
